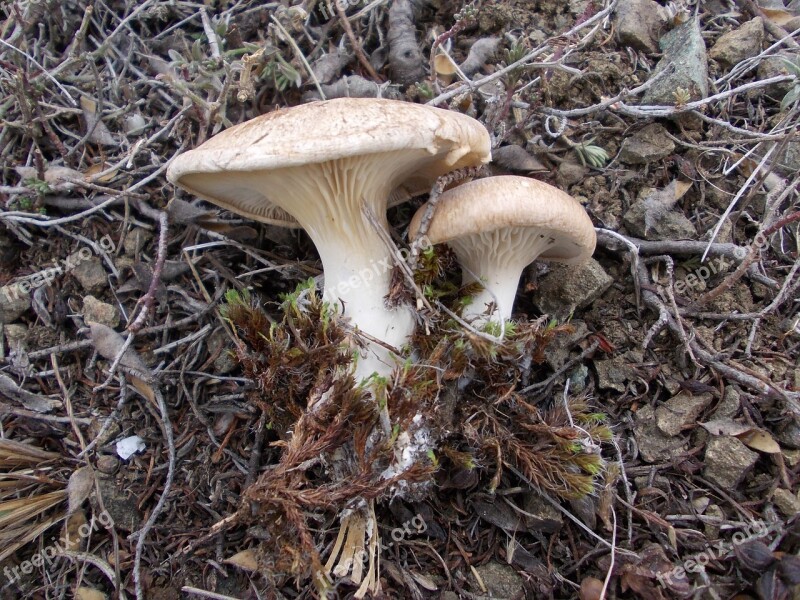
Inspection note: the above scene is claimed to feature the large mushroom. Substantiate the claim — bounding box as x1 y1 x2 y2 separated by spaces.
409 175 596 328
168 98 490 380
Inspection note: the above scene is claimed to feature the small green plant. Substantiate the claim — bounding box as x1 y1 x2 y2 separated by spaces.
23 177 50 195
780 58 800 111
573 140 609 168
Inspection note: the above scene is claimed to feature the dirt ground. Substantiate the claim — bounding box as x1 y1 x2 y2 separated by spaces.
1 0 800 599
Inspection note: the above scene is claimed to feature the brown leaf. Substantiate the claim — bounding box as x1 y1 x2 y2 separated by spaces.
87 322 151 376
224 549 259 572
761 7 795 25
492 145 547 172
579 577 605 600
75 588 106 600
699 418 753 437
734 540 776 571
79 97 117 146
66 466 95 514
0 373 62 413
738 429 781 454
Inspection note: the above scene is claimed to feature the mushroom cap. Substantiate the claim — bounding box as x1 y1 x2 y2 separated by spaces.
166 98 490 225
409 175 596 264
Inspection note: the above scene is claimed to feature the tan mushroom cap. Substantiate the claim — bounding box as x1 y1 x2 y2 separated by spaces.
166 98 490 226
409 175 596 264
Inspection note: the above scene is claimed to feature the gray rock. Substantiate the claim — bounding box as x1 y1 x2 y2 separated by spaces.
471 562 524 598
772 488 800 517
709 17 764 67
208 328 237 375
82 295 120 328
709 386 741 421
703 436 758 489
97 476 142 532
635 404 688 463
619 124 675 164
756 52 793 100
123 227 153 256
556 159 588 187
522 492 563 533
776 418 800 450
3 324 28 351
532 259 613 318
568 364 590 392
0 285 31 323
71 257 108 294
623 199 698 240
595 351 642 393
655 392 714 437
615 0 668 53
642 18 709 106
545 319 589 370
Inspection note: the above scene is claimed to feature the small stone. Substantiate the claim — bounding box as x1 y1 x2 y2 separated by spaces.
709 18 764 67
522 492 563 533
615 0 668 53
703 436 759 489
0 284 31 323
709 386 741 421
704 504 724 539
619 124 675 165
556 159 588 187
3 324 28 350
472 562 524 598
71 258 107 294
96 455 119 475
545 319 589 370
82 295 120 328
568 364 590 393
772 488 800 518
208 328 237 375
123 227 153 256
642 18 709 106
756 52 795 98
595 351 641 393
532 259 613 318
776 418 800 450
655 392 714 437
97 476 142 532
634 404 688 463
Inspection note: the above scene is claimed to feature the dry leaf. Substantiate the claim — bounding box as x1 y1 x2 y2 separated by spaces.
642 179 693 234
62 509 88 551
699 418 753 437
80 97 117 146
88 322 155 402
75 588 107 600
761 7 795 25
492 145 548 172
410 571 437 591
739 429 781 454
66 466 95 514
84 162 118 183
225 548 259 571
0 373 62 413
15 165 85 190
87 322 151 376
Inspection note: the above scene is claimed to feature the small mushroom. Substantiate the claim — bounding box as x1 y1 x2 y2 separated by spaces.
168 98 490 379
408 175 595 327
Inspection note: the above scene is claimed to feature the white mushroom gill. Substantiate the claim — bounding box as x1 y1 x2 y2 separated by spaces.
188 150 441 381
448 226 559 325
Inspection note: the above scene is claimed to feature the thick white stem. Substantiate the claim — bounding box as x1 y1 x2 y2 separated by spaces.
315 236 415 381
460 262 526 325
